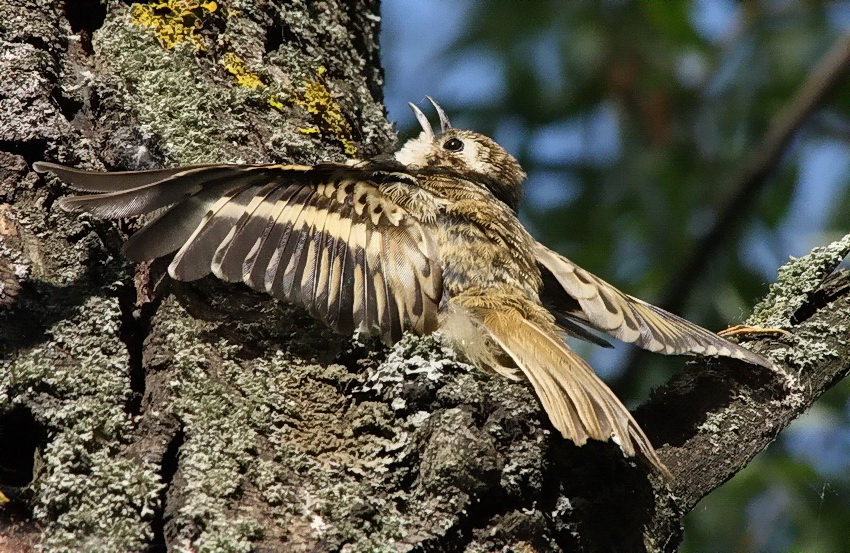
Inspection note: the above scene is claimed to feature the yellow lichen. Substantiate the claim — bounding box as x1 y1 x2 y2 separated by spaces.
219 59 358 156
220 52 265 90
219 53 287 113
130 0 218 51
291 67 357 156
268 95 285 111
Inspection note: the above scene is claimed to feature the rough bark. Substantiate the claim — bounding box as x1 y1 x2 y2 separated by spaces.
1 2 848 553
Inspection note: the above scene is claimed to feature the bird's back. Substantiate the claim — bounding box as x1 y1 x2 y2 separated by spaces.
411 169 544 306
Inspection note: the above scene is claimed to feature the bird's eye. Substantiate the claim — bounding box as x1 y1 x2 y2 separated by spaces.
442 138 464 152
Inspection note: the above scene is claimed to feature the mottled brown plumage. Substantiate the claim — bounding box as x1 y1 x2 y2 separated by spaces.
34 98 771 477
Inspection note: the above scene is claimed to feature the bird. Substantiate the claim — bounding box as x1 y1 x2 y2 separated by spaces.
33 97 773 478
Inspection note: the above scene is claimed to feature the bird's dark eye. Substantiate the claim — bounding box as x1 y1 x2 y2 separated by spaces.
442 138 464 152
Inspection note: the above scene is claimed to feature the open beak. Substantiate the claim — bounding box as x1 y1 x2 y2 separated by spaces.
407 102 435 142
407 97 452 141
426 96 452 134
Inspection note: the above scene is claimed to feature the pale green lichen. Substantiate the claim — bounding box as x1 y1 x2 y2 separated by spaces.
748 233 850 328
2 293 161 552
95 7 278 164
150 306 266 551
146 298 382 550
742 233 850 403
142 296 523 552
96 5 361 166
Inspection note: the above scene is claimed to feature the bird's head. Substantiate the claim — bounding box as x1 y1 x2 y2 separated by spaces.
394 97 526 210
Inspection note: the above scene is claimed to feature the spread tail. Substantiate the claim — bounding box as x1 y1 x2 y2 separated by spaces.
456 304 671 478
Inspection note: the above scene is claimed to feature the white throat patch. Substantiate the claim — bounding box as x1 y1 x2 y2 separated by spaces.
394 132 434 168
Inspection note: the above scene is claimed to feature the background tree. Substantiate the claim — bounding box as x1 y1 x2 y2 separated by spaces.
0 1 848 552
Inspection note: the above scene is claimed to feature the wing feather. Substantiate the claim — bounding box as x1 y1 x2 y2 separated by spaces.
331 202 356 333
534 242 770 367
34 161 223 192
58 167 261 218
169 177 269 280
121 178 238 261
249 185 312 291
267 188 319 297
40 162 443 343
212 180 289 281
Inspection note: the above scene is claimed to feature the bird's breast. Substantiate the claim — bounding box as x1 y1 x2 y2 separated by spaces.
434 204 542 302
403 170 542 302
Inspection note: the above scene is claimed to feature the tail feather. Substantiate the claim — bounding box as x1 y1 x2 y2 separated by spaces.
470 305 670 477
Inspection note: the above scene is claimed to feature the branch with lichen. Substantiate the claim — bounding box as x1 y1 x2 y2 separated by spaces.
637 233 850 552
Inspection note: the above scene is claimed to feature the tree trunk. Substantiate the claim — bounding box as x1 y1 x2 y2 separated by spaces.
1 2 848 552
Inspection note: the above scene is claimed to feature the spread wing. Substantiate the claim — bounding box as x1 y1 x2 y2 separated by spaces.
534 242 770 367
34 161 443 343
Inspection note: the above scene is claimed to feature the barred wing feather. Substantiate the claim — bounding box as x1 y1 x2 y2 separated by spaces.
534 242 770 367
34 162 442 343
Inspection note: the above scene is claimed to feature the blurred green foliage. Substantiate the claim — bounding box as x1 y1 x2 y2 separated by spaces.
385 0 850 551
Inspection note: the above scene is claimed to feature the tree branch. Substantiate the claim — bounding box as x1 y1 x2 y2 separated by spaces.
640 235 850 551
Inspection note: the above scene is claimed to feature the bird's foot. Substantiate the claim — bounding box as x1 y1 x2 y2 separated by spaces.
718 325 790 338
